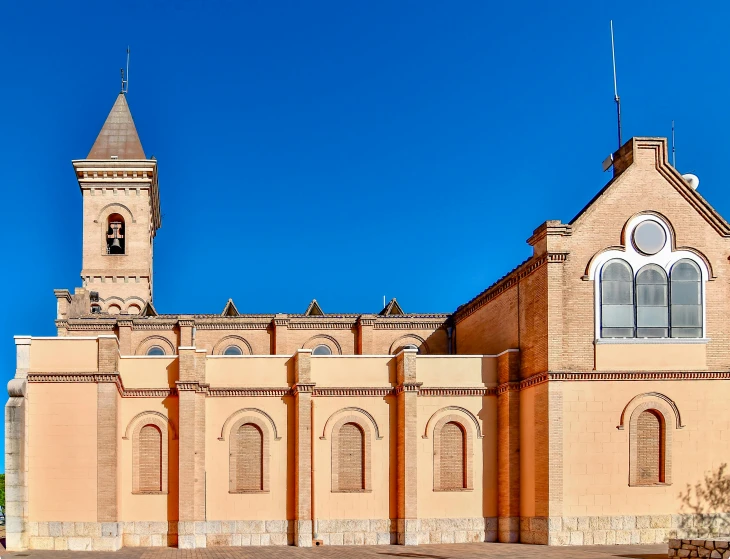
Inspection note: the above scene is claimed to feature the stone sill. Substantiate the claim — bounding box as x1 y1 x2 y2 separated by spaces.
595 338 710 345
629 482 672 487
229 490 270 494
433 488 474 492
132 491 168 495
331 490 373 494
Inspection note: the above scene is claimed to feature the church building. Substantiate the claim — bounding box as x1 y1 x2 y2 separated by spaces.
6 91 730 551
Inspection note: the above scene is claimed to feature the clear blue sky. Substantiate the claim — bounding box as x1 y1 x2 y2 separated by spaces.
1 2 728 462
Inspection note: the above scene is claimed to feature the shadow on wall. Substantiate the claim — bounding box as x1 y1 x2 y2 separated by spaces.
678 463 730 538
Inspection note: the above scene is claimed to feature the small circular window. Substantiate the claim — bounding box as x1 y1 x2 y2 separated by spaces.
223 345 243 356
146 346 166 356
633 220 666 255
312 344 332 356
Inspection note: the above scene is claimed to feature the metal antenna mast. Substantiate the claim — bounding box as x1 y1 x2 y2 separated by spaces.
672 120 676 167
610 21 622 149
121 47 130 94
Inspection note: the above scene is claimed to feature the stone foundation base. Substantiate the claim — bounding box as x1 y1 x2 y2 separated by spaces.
314 519 395 546
543 514 730 546
27 522 124 551
177 520 292 549
121 521 178 547
417 517 498 545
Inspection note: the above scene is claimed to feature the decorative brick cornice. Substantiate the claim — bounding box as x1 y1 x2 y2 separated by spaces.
519 372 550 390
60 321 116 331
175 381 210 393
395 382 423 395
420 387 496 397
26 373 179 398
373 321 447 330
313 387 393 397
131 322 177 330
518 370 730 391
358 318 376 327
124 388 177 398
287 322 357 330
293 383 315 394
178 319 195 327
497 381 521 395
273 317 289 327
454 252 568 323
194 322 270 330
208 387 289 397
117 319 133 327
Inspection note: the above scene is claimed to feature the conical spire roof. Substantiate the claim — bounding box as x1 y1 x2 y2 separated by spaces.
87 94 146 159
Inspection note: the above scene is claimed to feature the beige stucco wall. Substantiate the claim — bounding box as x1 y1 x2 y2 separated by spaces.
119 356 178 388
206 356 292 387
561 380 730 517
119 397 179 521
28 383 98 521
205 397 290 521
595 344 707 371
417 395 497 519
417 356 498 387
310 356 394 387
312 396 394 520
29 338 99 372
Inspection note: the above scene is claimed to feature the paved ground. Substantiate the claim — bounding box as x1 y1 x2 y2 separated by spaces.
0 543 667 559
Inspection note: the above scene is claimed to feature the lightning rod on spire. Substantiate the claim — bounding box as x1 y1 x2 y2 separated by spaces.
120 47 130 94
610 20 622 149
672 120 676 167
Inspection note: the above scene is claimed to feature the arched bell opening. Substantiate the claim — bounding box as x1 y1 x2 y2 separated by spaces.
107 213 126 255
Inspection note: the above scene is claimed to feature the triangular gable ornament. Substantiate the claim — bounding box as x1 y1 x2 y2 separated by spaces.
304 299 324 316
140 301 158 317
221 298 240 317
379 298 404 316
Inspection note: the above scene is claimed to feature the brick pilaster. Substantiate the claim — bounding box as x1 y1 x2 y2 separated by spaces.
294 349 313 547
117 320 132 356
273 315 289 355
5 336 31 551
357 316 376 354
396 349 419 546
177 347 207 548
97 335 120 524
179 319 195 347
497 349 521 543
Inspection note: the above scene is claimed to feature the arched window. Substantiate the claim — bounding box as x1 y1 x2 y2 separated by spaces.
106 213 126 255
139 424 162 492
671 260 702 338
636 264 668 338
439 421 466 490
402 344 420 353
146 345 165 356
601 259 635 338
337 422 365 491
636 410 665 485
91 304 102 314
108 304 122 315
312 344 332 356
223 345 243 356
235 423 263 491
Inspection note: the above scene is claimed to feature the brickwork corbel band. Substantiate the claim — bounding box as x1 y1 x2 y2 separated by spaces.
497 350 521 543
5 337 31 551
396 349 420 545
294 350 314 547
177 347 207 549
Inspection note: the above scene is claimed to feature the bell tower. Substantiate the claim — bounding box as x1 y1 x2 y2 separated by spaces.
70 93 161 315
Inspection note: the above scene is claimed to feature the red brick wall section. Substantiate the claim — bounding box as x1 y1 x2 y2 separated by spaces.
636 410 663 484
338 423 365 491
235 424 263 491
439 422 465 489
139 425 162 492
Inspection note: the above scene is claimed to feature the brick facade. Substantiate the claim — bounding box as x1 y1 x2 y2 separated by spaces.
7 89 730 552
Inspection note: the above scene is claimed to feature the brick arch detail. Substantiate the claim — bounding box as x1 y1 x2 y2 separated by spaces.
95 203 136 224
123 410 177 440
218 408 281 441
625 397 675 486
422 406 484 439
432 414 474 491
213 335 253 355
129 414 169 494
330 414 372 493
228 415 271 493
302 334 342 355
320 407 383 440
618 392 684 431
135 335 176 356
389 334 430 355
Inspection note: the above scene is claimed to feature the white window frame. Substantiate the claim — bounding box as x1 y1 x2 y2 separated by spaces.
588 214 709 344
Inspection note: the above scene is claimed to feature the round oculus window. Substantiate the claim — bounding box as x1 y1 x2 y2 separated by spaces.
633 220 666 255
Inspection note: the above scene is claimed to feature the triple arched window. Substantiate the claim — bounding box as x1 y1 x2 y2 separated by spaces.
600 258 702 339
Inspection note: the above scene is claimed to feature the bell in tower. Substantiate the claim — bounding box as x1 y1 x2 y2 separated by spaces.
107 215 125 255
